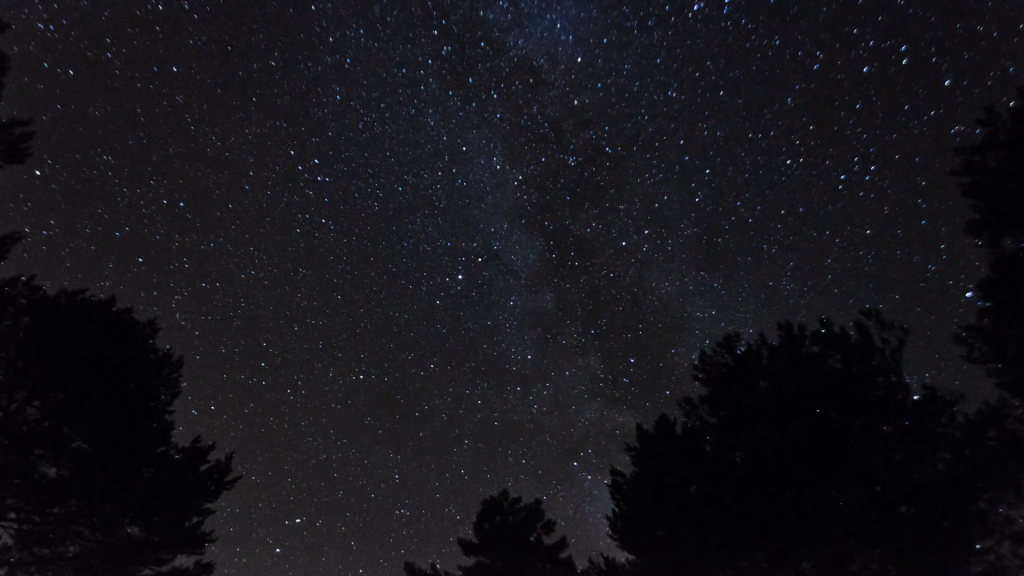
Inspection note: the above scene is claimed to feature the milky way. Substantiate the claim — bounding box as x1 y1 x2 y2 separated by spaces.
0 2 1021 574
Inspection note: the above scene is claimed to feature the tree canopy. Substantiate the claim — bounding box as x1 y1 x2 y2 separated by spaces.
605 310 1019 576
0 237 239 575
405 489 577 576
954 90 1024 402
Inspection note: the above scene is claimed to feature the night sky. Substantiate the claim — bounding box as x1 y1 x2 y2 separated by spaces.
1 1 1022 574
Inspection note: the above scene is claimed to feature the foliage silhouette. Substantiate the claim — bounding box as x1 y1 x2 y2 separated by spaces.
0 19 33 168
950 88 1024 575
0 238 240 575
603 310 1021 576
404 489 577 576
954 89 1024 402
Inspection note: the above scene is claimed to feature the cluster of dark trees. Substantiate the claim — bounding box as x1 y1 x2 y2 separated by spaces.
0 21 239 576
403 91 1024 576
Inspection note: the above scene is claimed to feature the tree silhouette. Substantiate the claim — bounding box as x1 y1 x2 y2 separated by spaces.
604 310 1020 576
0 237 239 575
581 554 634 576
404 489 577 576
0 19 33 168
954 89 1024 402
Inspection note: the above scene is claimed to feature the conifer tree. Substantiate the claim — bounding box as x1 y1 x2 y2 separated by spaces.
405 490 577 576
0 237 240 575
605 310 1018 576
954 90 1024 402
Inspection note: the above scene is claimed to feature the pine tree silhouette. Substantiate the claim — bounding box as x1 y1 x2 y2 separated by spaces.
604 310 1020 576
404 490 577 576
951 88 1024 575
0 247 240 576
954 89 1024 402
0 239 240 575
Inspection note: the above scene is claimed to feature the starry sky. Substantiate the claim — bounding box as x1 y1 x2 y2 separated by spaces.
1 1 1022 574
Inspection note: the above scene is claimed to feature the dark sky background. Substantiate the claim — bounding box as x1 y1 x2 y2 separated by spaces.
1 1 1022 575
